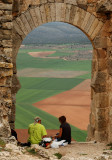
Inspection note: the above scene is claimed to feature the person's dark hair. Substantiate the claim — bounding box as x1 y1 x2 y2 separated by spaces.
59 116 66 124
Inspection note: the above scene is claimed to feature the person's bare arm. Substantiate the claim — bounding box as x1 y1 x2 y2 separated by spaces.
55 128 62 138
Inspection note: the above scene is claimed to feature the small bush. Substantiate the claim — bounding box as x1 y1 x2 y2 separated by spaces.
0 138 6 148
54 153 62 159
107 143 112 150
27 148 37 155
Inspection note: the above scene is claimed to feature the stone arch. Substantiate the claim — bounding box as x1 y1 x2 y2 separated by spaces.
12 2 106 142
1 0 112 143
13 3 104 45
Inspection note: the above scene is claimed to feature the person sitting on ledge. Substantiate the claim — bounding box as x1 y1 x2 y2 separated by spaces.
46 116 71 149
54 115 71 144
20 116 47 147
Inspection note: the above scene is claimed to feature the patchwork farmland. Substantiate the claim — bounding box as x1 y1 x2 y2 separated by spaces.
16 44 92 142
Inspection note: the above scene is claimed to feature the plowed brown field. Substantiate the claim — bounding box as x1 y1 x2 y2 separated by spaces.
28 51 56 58
33 79 91 131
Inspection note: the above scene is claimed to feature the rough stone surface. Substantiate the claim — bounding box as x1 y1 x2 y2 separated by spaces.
0 0 112 145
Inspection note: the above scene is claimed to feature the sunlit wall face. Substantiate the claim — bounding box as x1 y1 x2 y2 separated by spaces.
16 22 92 142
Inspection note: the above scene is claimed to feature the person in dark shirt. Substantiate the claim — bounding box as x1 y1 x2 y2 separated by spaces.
55 116 71 144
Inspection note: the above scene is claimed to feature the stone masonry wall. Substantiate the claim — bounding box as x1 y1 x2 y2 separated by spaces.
0 0 13 137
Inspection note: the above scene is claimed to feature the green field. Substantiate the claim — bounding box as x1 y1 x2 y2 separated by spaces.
16 77 88 141
16 47 91 142
17 48 91 71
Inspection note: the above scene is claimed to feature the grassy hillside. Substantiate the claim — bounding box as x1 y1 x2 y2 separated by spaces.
16 77 87 141
23 22 90 45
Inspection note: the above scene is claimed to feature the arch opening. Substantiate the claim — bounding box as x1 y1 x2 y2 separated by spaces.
14 21 93 142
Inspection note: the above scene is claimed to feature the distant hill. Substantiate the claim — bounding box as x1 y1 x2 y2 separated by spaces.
22 22 91 45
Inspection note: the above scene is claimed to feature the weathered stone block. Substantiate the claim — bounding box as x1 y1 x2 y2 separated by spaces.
13 20 25 38
87 124 95 141
8 113 15 123
96 49 107 59
2 22 12 29
55 0 64 3
95 130 107 142
107 47 112 58
64 0 77 5
0 122 11 137
91 21 104 40
91 71 107 93
93 36 107 49
0 33 11 40
93 92 109 108
77 0 87 10
96 119 107 131
45 3 51 22
3 48 12 58
0 87 11 98
2 29 12 35
77 8 86 27
50 3 56 22
69 5 77 24
4 99 12 108
25 10 35 31
98 59 107 71
96 0 112 13
84 14 95 33
107 37 112 47
16 17 28 36
0 68 13 77
88 18 99 36
90 113 95 127
0 15 12 22
20 13 32 33
0 62 13 68
96 108 109 121
11 74 21 94
2 0 12 3
40 4 47 23
81 11 91 30
9 122 15 129
29 8 39 28
61 3 66 22
0 3 12 10
48 0 55 2
40 0 47 4
0 10 4 16
65 4 71 23
31 0 40 6
4 10 12 15
1 40 12 47
56 3 62 21
108 59 112 76
73 7 81 26
0 77 6 86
